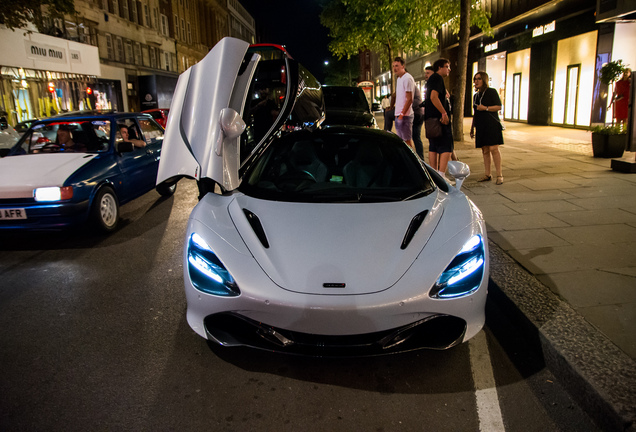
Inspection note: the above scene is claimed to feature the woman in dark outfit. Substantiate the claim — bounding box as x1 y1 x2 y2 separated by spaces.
470 71 504 184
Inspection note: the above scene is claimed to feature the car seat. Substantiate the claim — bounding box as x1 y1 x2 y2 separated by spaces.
287 141 328 182
343 145 392 187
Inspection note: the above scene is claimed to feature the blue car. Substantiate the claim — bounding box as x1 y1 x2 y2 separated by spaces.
0 113 177 232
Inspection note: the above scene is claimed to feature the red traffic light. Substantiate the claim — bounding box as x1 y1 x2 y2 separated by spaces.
86 87 93 95
48 82 55 93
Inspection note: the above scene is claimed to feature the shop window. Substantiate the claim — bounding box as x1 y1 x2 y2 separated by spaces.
511 73 521 120
565 65 580 126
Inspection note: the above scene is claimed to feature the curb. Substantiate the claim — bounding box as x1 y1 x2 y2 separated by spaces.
487 240 636 432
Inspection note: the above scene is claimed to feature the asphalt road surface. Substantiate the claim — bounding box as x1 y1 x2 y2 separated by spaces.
0 180 600 431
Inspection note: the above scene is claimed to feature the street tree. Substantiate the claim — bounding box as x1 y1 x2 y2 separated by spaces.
320 0 491 141
1 0 75 32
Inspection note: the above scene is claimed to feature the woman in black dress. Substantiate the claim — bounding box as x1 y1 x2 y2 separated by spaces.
470 71 504 184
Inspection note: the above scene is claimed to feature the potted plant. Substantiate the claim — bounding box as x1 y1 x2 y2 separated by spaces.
590 60 628 158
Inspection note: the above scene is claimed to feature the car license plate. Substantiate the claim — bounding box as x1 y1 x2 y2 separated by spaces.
0 208 27 220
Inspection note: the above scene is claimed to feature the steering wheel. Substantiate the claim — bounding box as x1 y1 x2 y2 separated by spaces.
40 143 62 152
275 170 317 191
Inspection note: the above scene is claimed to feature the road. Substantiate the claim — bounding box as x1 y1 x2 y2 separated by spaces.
0 181 600 431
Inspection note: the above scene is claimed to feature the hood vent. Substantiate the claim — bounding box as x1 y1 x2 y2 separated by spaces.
401 210 429 250
243 209 270 249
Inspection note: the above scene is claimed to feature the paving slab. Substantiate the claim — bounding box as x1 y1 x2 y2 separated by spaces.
547 224 636 245
489 229 571 251
550 208 636 226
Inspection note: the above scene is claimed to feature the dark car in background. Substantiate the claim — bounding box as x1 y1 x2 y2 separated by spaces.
321 85 377 128
142 108 170 128
0 112 177 232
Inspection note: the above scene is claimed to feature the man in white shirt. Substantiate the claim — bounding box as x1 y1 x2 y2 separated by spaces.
392 57 415 151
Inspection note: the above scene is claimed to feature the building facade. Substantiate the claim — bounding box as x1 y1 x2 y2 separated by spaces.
370 0 636 129
0 0 254 127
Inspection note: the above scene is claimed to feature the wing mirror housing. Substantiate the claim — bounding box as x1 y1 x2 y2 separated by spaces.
214 108 246 191
448 161 470 189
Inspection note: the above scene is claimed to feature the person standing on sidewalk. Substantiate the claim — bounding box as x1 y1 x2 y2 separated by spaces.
425 58 453 175
392 57 415 151
411 85 425 159
470 71 504 184
383 93 395 132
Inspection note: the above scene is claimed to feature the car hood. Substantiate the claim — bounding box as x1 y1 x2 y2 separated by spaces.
228 193 443 295
0 153 96 199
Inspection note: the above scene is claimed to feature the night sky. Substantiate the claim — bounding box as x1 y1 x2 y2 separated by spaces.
239 0 332 82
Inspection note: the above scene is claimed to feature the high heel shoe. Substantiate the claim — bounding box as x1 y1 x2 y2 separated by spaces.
477 175 492 182
496 176 504 185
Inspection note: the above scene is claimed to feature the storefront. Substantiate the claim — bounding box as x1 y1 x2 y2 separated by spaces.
0 27 113 126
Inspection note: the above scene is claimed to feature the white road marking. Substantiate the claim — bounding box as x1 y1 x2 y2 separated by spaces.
469 330 506 431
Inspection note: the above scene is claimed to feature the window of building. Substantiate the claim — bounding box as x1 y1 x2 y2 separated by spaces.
181 19 185 41
153 8 159 29
144 3 150 26
161 14 169 36
112 0 119 16
105 34 114 60
165 52 171 71
149 47 156 68
125 40 133 63
174 15 179 40
133 42 141 65
187 22 191 44
115 37 124 62
141 45 150 66
130 0 138 23
121 0 128 19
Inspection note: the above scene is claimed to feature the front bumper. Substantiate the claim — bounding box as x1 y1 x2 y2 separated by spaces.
0 200 89 230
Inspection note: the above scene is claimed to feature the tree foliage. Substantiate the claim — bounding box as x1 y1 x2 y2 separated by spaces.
0 0 76 32
321 0 491 70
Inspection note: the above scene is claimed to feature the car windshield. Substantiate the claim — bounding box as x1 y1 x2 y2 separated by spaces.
239 129 435 203
323 87 370 112
11 120 112 155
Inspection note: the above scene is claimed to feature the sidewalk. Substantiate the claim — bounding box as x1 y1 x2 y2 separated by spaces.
378 113 636 431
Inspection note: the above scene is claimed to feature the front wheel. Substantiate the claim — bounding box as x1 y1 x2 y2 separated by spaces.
92 186 119 233
156 181 177 197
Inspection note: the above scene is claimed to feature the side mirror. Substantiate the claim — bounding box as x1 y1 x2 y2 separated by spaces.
448 161 470 189
213 108 245 191
117 141 134 153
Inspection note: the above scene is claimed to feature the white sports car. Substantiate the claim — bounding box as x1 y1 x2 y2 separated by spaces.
157 37 488 355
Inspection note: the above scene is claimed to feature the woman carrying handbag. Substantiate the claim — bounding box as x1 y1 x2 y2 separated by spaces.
470 71 504 185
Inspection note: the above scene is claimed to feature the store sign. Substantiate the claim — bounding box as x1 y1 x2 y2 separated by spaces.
25 41 67 64
70 50 82 63
532 20 556 38
485 42 498 53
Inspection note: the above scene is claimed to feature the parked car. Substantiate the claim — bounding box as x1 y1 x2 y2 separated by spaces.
157 37 487 355
15 118 40 134
0 112 177 232
321 85 377 128
0 120 20 154
142 108 170 128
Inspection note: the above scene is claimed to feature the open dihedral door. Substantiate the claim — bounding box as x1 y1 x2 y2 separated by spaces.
156 37 260 192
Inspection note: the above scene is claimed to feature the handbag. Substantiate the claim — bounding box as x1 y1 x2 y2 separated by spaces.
425 118 442 139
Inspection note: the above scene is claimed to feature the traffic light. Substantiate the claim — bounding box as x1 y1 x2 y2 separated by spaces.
86 87 93 95
48 82 55 93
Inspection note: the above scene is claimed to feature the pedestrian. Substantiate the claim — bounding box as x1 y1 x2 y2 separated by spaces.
412 85 424 159
470 71 504 185
383 93 395 132
392 57 416 151
424 58 453 175
610 68 631 127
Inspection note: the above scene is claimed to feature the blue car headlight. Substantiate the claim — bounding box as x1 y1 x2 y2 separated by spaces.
430 234 485 299
187 233 240 297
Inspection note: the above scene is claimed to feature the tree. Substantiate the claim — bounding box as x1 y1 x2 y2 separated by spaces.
1 0 75 32
321 0 492 141
324 55 361 86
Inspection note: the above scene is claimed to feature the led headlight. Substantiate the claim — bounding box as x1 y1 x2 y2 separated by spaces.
430 234 485 299
34 186 73 202
187 233 240 297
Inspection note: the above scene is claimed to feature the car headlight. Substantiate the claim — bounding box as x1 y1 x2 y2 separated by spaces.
430 234 485 299
187 233 240 297
34 186 73 202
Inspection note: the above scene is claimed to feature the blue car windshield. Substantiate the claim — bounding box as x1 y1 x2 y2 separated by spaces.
239 128 435 203
12 120 112 155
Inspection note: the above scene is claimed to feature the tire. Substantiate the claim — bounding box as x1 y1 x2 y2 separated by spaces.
156 181 177 197
92 186 119 233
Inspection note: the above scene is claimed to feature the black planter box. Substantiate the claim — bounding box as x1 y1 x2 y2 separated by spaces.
611 158 636 173
591 133 627 158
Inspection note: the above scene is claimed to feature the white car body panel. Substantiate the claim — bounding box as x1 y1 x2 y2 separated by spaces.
0 127 20 149
0 153 96 198
185 188 487 341
156 37 252 189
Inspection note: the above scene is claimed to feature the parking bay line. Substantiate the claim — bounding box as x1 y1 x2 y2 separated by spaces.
469 330 506 431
